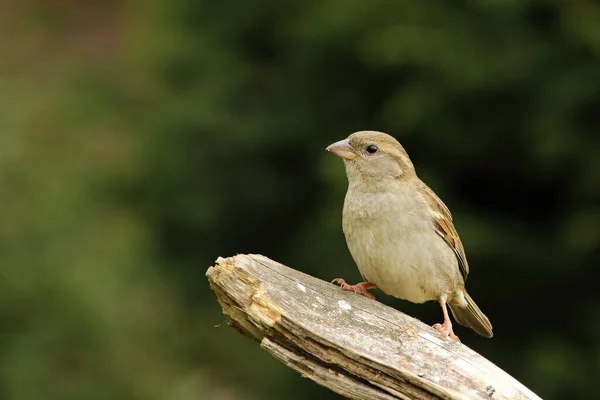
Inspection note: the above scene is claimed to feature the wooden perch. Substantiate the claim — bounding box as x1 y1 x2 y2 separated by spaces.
206 254 542 400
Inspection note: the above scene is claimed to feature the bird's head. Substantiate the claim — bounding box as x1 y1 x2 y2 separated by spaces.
326 131 415 185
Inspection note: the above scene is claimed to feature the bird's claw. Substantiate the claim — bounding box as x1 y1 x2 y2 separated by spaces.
433 322 460 343
331 278 377 300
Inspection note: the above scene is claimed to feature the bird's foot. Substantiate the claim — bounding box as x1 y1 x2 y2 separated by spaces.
432 320 460 343
331 278 377 300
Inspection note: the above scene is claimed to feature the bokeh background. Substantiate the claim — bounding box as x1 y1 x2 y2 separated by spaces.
2 1 599 399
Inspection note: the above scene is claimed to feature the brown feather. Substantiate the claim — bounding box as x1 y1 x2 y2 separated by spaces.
420 184 470 282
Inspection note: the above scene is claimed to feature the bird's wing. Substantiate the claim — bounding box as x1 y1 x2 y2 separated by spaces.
420 184 469 282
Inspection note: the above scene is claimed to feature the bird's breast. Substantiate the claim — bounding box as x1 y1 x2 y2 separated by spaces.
342 188 457 303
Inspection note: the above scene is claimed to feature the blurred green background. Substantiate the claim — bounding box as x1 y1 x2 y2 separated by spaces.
1 1 599 399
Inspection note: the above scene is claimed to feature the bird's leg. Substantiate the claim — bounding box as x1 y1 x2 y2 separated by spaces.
432 295 460 342
331 278 377 300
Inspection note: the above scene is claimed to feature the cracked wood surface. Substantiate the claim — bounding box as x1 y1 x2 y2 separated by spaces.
206 254 542 400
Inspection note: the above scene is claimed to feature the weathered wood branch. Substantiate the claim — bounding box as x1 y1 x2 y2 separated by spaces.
206 254 541 400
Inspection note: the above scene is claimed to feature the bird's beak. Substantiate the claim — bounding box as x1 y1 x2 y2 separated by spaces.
326 139 356 160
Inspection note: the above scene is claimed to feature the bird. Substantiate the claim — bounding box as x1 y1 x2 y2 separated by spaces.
326 130 493 342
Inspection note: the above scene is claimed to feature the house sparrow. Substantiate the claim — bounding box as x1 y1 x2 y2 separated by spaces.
326 130 493 341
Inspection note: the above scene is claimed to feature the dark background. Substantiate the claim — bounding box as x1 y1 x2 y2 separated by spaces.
1 1 599 399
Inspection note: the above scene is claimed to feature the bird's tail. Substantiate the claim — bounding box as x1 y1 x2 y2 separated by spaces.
449 291 493 338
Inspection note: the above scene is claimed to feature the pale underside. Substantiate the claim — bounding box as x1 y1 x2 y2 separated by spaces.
342 182 464 304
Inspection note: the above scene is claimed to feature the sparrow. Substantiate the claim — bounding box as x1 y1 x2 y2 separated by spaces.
326 130 493 341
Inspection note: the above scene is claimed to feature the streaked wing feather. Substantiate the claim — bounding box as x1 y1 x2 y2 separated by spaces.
420 184 469 281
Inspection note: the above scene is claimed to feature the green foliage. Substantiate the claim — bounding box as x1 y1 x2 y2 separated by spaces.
1 1 599 399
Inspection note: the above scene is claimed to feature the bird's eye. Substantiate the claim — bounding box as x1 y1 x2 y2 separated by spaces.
366 144 378 154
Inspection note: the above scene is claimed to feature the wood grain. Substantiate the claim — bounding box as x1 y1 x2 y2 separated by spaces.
206 254 542 400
